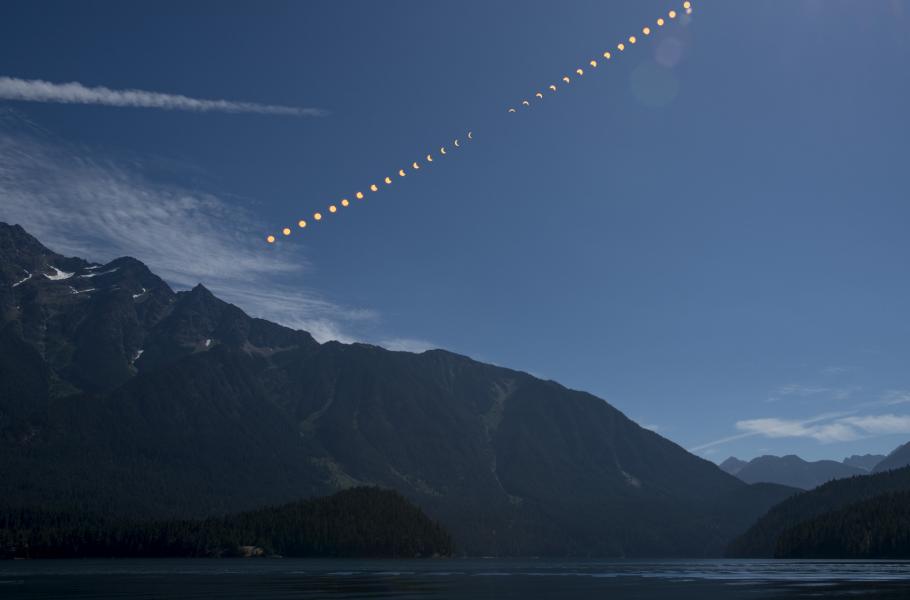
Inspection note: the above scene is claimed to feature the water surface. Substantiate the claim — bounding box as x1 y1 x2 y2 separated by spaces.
2 558 910 599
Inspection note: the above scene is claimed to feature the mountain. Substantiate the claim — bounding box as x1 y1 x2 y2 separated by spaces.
0 487 454 559
843 453 886 472
721 455 867 490
873 441 910 473
727 466 910 557
0 222 796 557
774 490 910 559
719 457 748 476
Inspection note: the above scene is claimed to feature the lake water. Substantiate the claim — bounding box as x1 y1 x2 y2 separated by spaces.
2 559 910 599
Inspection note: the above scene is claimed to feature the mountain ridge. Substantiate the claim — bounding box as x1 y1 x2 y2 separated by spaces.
720 454 871 490
0 222 796 556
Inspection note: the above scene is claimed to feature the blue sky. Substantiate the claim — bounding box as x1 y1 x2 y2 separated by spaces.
1 0 909 462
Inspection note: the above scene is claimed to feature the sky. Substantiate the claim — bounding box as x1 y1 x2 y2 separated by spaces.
1 0 909 463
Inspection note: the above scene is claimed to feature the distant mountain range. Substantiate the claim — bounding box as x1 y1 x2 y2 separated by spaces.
0 222 797 557
719 448 910 490
720 455 870 490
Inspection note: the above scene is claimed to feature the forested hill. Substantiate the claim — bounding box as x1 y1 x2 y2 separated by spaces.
727 466 910 557
775 491 910 558
0 487 454 559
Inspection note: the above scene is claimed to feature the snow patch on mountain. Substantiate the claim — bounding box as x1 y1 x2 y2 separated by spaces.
45 266 74 281
12 271 31 287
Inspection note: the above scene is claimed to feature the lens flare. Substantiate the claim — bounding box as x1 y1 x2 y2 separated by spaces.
329 205 337 213
267 235 276 243
314 212 322 221
298 220 307 228
384 177 392 184
617 43 625 51
341 199 350 207
590 60 598 68
657 17 665 26
370 184 379 192
576 68 584 76
643 27 651 35
356 191 364 199
669 10 677 18
629 36 637 44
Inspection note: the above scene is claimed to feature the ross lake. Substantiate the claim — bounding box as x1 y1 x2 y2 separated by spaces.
2 558 910 599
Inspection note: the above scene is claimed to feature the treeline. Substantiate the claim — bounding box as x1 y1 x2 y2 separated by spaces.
775 490 910 558
0 487 454 559
727 466 910 557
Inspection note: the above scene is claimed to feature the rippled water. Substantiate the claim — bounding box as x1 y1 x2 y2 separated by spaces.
2 559 910 599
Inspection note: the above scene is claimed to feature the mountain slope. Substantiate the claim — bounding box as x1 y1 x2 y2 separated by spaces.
0 222 796 556
874 441 910 473
719 457 748 476
774 490 910 559
843 453 885 472
727 466 910 557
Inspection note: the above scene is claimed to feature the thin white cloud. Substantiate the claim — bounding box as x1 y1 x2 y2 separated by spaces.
766 383 858 403
735 417 858 443
692 409 910 452
840 414 910 436
882 390 910 406
0 123 368 342
690 431 761 453
378 338 437 353
776 384 830 397
0 76 326 117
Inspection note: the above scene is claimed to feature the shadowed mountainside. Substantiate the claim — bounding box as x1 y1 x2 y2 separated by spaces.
874 441 910 473
727 466 910 557
0 222 796 557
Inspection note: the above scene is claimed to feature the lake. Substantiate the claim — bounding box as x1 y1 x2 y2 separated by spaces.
2 559 910 599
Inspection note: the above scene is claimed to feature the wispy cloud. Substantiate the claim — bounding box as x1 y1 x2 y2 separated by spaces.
881 390 910 406
735 415 858 443
775 384 830 397
766 383 858 403
378 338 438 353
0 122 369 342
840 414 910 436
0 77 326 117
691 409 910 453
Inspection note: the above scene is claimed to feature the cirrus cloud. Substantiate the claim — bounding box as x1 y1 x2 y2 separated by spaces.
0 76 326 117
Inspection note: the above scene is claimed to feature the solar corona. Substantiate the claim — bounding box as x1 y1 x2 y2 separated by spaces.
266 2 694 244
